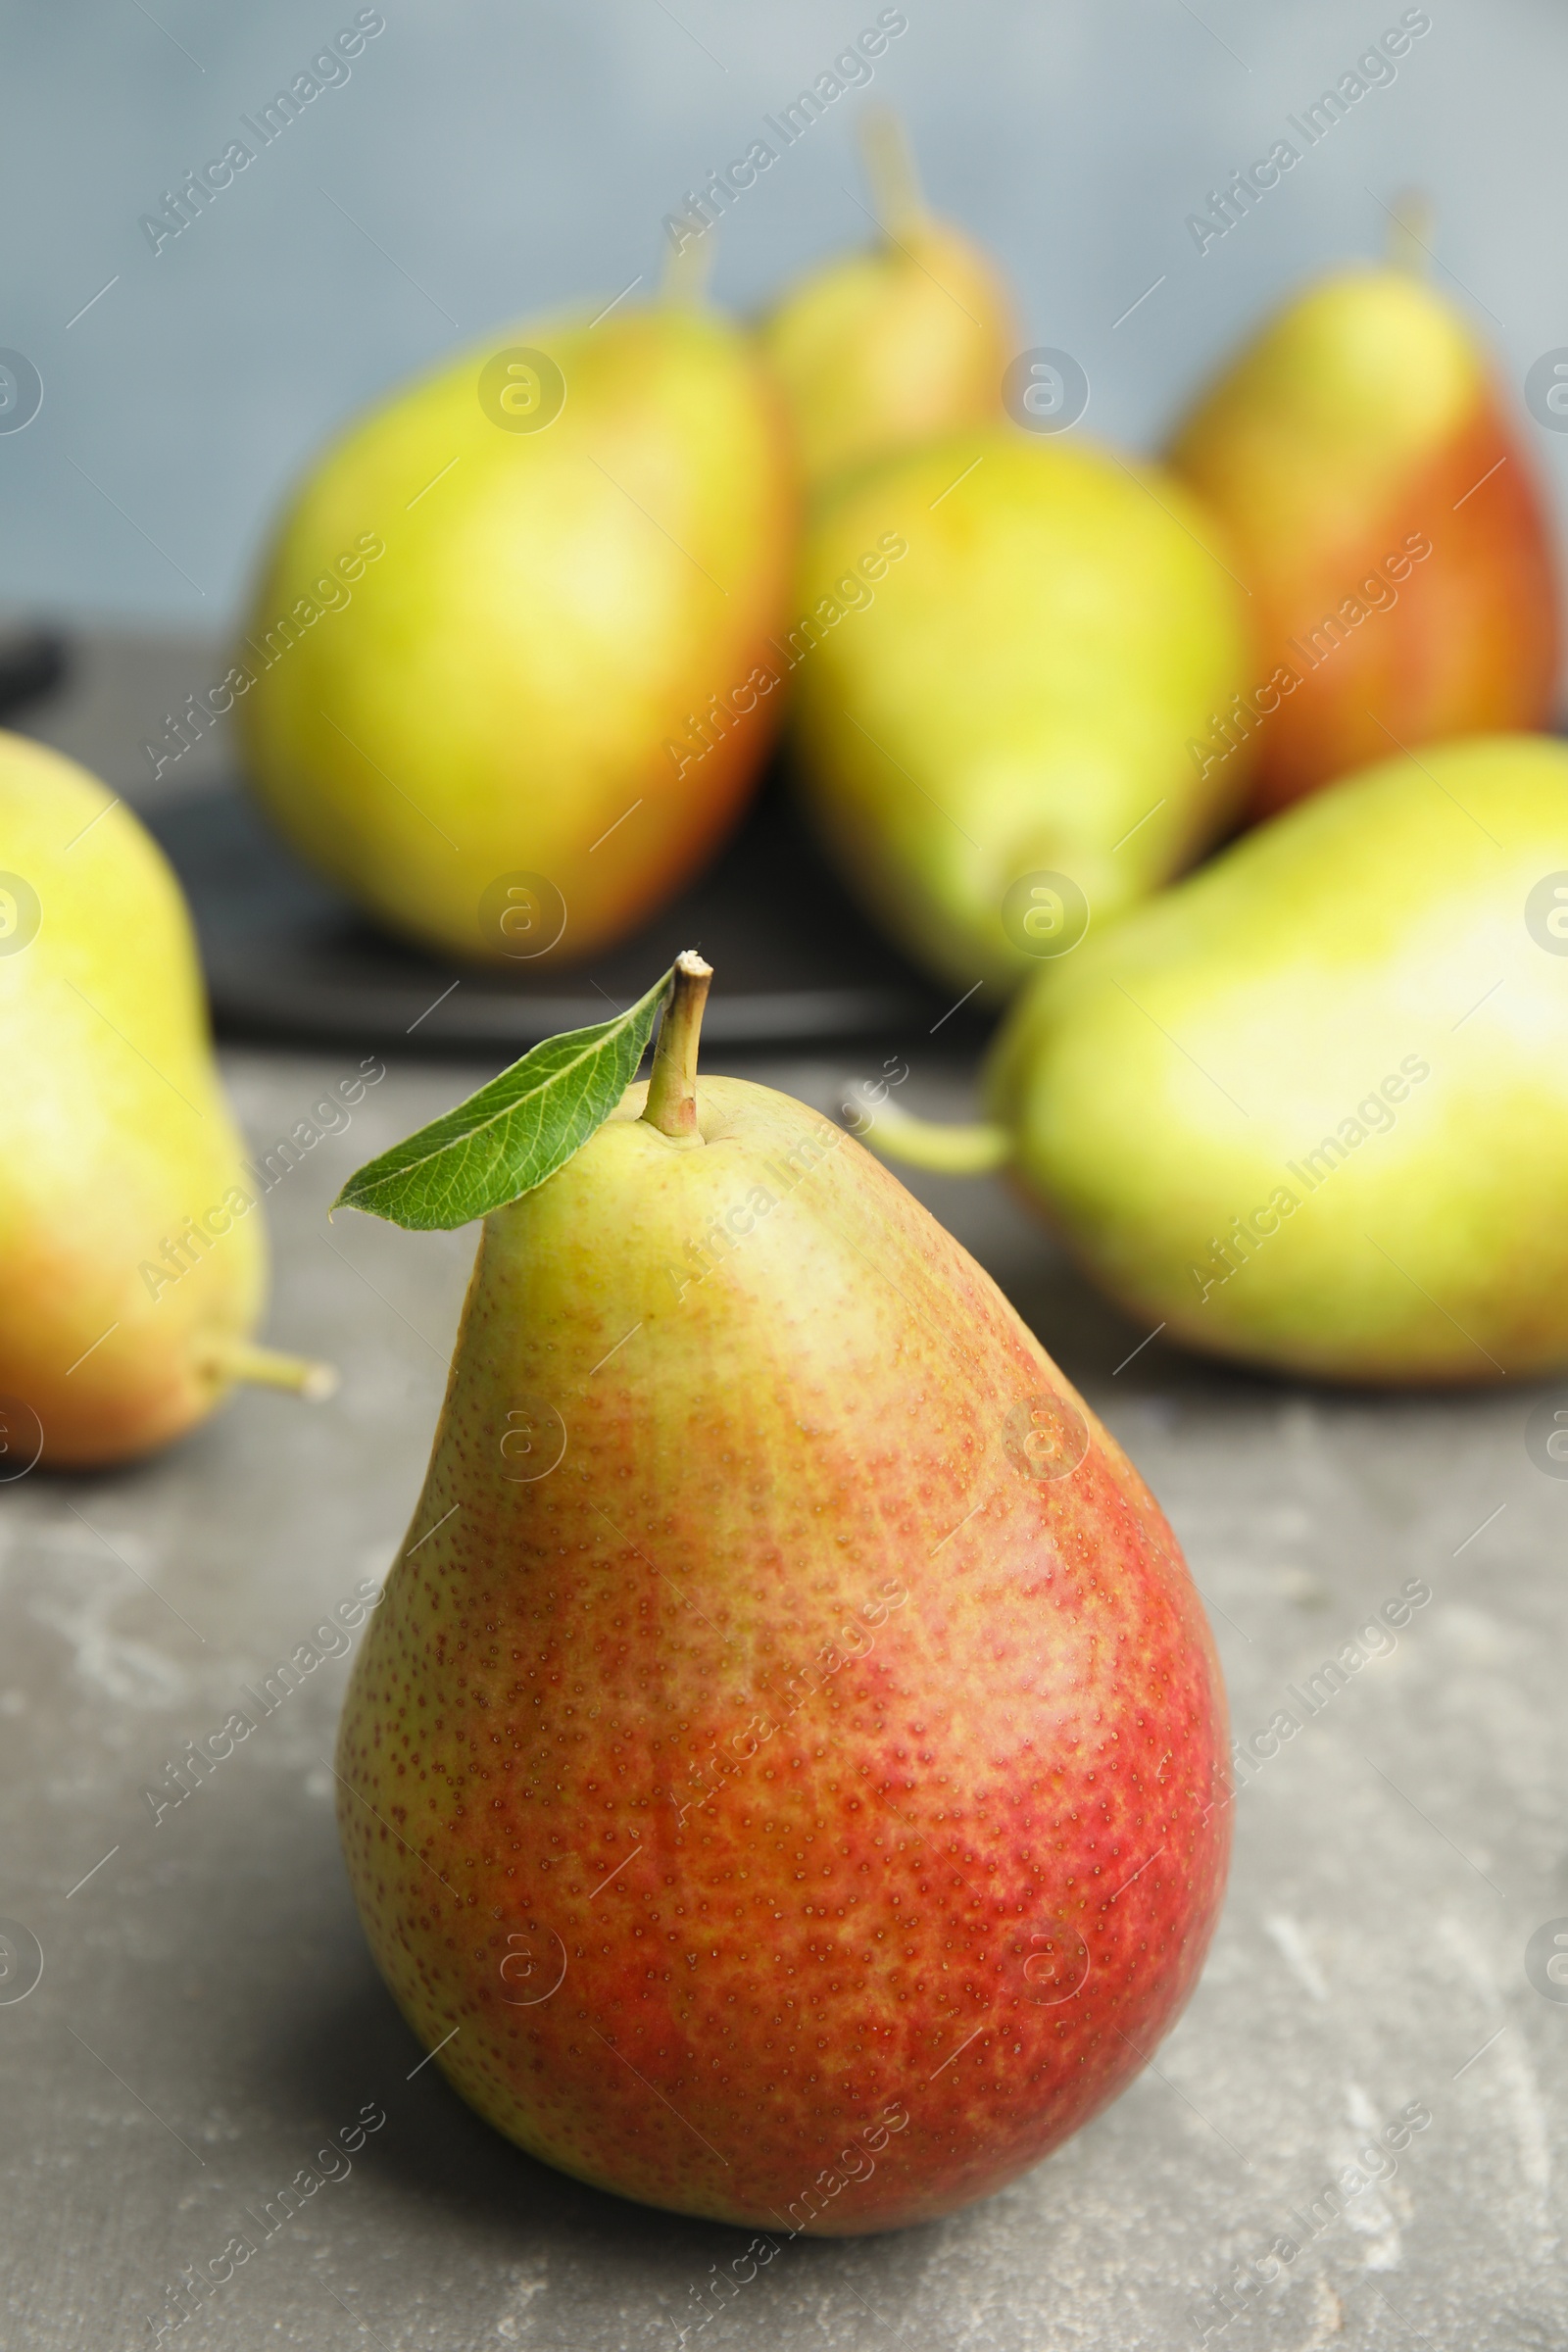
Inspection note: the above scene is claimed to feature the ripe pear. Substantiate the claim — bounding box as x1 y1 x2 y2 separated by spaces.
872 735 1568 1386
236 289 796 967
790 429 1255 997
759 111 1015 494
0 734 330 1466
1168 242 1560 817
335 956 1230 2232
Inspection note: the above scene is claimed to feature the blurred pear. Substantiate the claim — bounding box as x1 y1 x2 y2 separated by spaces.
791 429 1256 996
237 274 797 967
1169 208 1560 816
0 734 329 1466
760 110 1015 494
871 735 1568 1385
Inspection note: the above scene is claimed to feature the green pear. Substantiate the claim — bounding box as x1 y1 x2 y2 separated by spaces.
332 955 1229 2231
0 733 331 1466
236 290 796 967
870 735 1568 1385
791 428 1256 998
759 111 1016 495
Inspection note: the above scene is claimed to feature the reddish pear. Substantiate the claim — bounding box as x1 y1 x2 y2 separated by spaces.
335 960 1230 2231
1170 250 1560 816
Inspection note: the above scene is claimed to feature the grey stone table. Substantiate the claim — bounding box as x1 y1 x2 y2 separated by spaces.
4 642 1567 2350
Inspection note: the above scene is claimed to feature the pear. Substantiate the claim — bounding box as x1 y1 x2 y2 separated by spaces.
0 733 331 1466
759 111 1015 495
334 955 1230 2232
1168 233 1560 817
868 735 1568 1386
790 429 1255 997
236 285 796 967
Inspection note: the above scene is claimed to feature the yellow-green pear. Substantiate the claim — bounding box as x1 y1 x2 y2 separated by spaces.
0 735 330 1466
759 110 1015 494
236 287 796 968
869 735 1568 1385
791 429 1256 998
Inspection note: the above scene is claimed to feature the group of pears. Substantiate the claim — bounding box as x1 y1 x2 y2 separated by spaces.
6 117 1567 2239
230 114 1568 1392
7 114 1567 1487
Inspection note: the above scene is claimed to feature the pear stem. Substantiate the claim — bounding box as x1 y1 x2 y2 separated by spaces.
859 107 925 241
643 952 712 1138
662 228 715 308
852 1097 1012 1176
209 1340 339 1401
1387 187 1433 275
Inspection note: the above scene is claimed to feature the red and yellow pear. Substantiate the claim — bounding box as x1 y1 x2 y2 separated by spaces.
1169 213 1560 816
333 956 1230 2231
0 734 330 1466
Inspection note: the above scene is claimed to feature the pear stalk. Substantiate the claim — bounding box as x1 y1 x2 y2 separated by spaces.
857 1097 1011 1175
210 1340 339 1401
859 107 924 241
1386 188 1433 276
643 952 712 1137
662 230 715 309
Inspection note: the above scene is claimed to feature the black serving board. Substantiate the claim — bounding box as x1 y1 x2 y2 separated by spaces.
147 766 965 1056
0 618 70 723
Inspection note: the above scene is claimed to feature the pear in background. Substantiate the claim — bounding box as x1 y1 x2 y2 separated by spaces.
791 428 1255 997
869 735 1568 1386
335 956 1230 2230
759 110 1015 494
1169 219 1560 817
237 284 796 968
0 735 330 1466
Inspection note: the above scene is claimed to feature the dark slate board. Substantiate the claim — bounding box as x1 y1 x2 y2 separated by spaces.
145 767 968 1056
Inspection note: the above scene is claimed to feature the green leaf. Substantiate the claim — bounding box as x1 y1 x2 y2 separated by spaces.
333 965 674 1230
